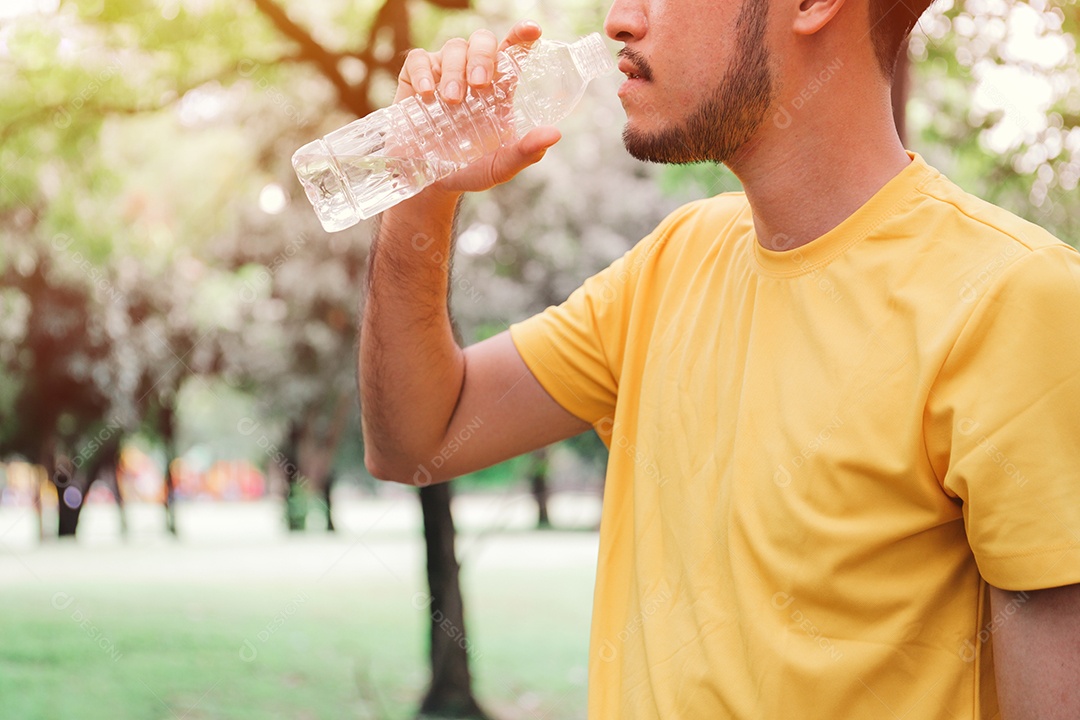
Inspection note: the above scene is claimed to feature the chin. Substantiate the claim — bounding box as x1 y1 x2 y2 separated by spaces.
623 126 684 165
623 127 726 166
621 116 666 145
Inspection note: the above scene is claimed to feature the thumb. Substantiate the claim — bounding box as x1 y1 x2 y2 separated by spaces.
517 126 562 155
488 126 562 183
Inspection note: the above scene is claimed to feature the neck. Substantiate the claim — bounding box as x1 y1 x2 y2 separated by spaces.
730 91 911 252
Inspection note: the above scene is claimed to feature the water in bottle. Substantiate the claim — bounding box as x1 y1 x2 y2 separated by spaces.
292 33 615 232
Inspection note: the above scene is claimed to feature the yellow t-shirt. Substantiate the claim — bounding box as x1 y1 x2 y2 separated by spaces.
509 154 1080 719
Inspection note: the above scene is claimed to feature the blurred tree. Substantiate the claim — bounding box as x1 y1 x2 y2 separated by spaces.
0 0 489 715
0 0 256 535
0 237 146 537
908 0 1080 244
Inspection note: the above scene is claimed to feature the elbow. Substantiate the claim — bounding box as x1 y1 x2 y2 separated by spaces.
361 420 449 486
363 449 443 487
363 449 407 485
361 424 416 485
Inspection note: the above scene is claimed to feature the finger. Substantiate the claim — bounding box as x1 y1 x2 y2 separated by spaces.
498 19 542 53
399 48 437 96
466 29 498 87
439 37 468 102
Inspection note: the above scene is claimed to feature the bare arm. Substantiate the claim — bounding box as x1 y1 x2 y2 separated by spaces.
991 583 1080 719
359 22 591 484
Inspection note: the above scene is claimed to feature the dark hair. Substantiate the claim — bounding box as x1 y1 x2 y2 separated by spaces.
869 0 933 79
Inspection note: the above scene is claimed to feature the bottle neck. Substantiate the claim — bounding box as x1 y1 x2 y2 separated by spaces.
569 34 615 84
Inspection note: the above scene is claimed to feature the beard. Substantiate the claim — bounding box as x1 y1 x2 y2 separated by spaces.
622 0 774 166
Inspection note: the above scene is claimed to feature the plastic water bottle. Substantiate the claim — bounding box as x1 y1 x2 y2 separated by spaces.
292 33 615 232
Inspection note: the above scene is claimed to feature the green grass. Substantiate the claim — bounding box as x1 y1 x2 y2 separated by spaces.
0 528 596 720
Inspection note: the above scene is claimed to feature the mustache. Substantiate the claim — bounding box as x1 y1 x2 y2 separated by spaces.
618 48 654 81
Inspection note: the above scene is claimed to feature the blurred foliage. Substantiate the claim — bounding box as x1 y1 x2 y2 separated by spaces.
1 0 382 492
911 0 1080 243
0 0 679 501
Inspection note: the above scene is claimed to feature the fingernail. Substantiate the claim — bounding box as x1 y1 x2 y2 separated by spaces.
469 67 487 85
523 20 540 29
417 78 434 94
444 81 461 100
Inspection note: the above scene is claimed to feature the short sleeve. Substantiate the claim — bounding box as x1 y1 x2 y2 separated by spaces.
926 244 1080 591
509 212 680 431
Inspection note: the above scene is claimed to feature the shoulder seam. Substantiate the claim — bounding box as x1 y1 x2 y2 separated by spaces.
913 182 1043 253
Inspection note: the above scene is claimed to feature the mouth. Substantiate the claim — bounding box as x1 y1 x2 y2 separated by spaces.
616 49 654 101
618 59 649 82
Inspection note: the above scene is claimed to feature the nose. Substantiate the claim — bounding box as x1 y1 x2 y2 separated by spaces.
604 0 647 42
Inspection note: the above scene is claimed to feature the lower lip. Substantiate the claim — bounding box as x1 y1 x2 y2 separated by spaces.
618 77 649 97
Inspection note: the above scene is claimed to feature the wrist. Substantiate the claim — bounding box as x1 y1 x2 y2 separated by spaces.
380 186 461 236
403 185 463 215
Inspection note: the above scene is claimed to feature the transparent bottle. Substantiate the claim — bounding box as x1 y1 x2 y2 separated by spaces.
292 33 615 232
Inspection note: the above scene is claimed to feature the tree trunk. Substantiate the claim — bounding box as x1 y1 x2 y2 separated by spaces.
892 37 911 146
45 450 83 538
54 437 123 538
33 469 43 541
297 397 352 532
285 422 307 531
323 475 335 532
163 463 178 536
161 405 178 537
34 438 52 541
55 460 83 538
99 442 128 538
529 448 552 530
417 483 489 720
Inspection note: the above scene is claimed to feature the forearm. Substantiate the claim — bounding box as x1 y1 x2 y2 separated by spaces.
357 20 560 481
359 189 465 480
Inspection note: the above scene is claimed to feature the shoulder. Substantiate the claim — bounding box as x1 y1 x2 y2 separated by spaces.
902 157 1080 305
912 160 1071 255
627 192 751 269
655 193 751 239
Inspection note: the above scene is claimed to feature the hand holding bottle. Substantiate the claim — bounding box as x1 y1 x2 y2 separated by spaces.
393 21 563 197
292 22 613 230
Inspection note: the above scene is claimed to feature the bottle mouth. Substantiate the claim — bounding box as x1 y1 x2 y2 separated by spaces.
570 33 616 84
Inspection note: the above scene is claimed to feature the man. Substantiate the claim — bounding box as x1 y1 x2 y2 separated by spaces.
359 0 1080 717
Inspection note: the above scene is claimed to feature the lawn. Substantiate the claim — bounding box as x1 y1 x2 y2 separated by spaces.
0 495 599 720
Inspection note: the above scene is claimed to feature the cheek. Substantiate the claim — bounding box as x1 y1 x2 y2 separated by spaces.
659 55 711 106
652 25 726 88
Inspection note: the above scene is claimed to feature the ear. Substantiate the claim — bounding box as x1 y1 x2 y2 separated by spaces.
793 0 847 36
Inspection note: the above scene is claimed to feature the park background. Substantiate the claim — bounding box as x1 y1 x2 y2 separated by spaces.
1 0 1078 717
